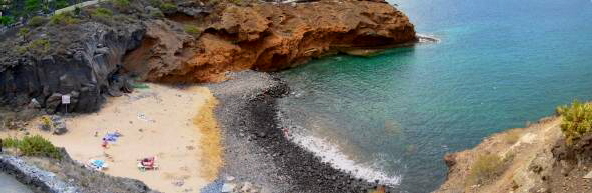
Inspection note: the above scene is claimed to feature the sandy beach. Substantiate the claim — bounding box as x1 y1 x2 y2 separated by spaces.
0 83 221 193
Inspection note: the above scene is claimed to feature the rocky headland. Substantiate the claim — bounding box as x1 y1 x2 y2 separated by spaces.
436 114 592 193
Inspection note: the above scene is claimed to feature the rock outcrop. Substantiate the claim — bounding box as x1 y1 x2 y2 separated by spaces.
435 116 592 193
124 0 417 82
0 21 144 113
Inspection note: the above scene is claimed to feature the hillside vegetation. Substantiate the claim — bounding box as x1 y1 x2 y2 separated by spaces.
557 100 592 145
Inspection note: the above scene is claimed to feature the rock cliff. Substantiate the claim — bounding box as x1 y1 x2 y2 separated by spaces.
0 0 416 113
125 0 417 83
0 21 144 113
435 116 592 193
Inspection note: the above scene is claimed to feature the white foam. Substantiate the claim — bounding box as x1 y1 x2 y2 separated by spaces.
416 33 441 43
289 132 402 186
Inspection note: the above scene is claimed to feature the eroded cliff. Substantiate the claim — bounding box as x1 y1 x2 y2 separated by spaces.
0 0 416 114
124 0 417 83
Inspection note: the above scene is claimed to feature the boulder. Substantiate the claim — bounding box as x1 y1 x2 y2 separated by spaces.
51 115 67 135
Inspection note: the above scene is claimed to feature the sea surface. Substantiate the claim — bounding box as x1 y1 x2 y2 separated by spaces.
277 0 592 192
0 172 33 193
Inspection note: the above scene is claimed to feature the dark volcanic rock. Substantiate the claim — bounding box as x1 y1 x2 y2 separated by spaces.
0 22 145 113
210 71 393 193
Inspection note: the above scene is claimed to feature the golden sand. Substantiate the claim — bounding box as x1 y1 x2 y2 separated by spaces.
1 84 223 193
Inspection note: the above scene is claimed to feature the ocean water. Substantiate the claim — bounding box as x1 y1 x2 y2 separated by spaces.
277 0 592 192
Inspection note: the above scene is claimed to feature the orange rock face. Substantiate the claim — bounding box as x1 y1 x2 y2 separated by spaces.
124 0 417 82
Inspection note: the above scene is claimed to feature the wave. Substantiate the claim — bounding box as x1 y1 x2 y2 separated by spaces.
416 33 441 43
288 129 403 186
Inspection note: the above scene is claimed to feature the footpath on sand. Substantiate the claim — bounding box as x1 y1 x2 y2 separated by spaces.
1 83 223 193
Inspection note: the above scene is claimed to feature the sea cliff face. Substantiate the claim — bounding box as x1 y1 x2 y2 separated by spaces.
123 1 417 83
0 0 416 114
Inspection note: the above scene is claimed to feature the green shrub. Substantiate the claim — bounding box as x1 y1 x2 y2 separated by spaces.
557 100 592 145
159 3 176 13
3 137 20 148
27 38 51 54
184 25 202 37
18 28 30 38
2 135 62 159
468 154 503 185
17 46 28 54
50 12 80 25
149 0 162 7
55 0 69 9
91 8 115 23
93 7 113 16
0 16 15 26
25 0 42 13
113 0 131 9
149 9 164 18
28 16 46 27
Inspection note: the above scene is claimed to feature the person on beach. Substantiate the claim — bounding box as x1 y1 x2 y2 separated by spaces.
101 138 108 149
0 138 3 153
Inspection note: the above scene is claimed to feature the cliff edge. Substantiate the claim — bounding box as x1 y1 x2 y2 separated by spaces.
435 115 592 193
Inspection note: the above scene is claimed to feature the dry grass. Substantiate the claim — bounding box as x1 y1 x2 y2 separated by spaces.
193 94 223 181
503 129 522 144
467 153 504 186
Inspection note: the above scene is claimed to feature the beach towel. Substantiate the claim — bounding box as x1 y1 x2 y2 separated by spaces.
103 132 122 142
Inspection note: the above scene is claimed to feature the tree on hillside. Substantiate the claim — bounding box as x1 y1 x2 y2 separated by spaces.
25 0 42 13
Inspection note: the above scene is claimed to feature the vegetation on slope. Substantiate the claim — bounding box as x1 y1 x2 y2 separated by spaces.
557 100 592 145
3 135 62 159
467 153 504 185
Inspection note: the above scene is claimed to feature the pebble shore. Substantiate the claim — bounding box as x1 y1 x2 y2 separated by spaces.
209 71 390 193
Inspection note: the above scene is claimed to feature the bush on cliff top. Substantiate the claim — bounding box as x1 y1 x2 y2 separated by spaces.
467 153 504 185
557 100 592 145
50 12 80 25
112 0 131 11
3 135 62 159
91 7 114 23
28 16 47 27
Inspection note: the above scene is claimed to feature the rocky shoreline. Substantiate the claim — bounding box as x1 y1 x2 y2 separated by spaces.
208 71 391 193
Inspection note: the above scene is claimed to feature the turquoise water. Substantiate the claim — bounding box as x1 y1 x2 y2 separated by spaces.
278 0 592 192
0 172 33 193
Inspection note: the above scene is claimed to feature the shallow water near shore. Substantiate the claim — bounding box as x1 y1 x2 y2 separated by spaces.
278 0 592 192
0 172 33 193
